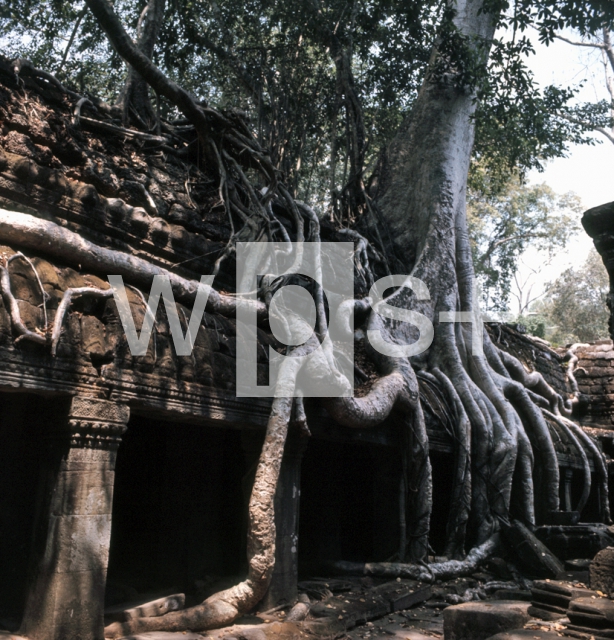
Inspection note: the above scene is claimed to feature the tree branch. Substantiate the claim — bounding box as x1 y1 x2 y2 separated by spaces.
557 111 614 145
555 34 606 50
83 0 211 135
602 29 614 75
56 6 87 74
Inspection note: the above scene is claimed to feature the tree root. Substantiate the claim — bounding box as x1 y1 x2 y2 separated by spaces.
558 413 612 524
545 410 591 514
51 287 114 355
0 263 47 346
0 208 266 321
331 534 501 581
498 347 572 416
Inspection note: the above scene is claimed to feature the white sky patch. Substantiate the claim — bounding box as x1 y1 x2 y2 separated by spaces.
509 29 614 311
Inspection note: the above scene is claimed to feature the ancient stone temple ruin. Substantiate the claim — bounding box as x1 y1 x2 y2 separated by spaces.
2 54 614 640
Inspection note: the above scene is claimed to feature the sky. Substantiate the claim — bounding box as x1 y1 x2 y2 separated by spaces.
512 29 614 311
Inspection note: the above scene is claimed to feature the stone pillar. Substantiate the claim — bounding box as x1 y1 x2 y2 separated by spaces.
563 468 574 512
582 201 614 339
21 396 129 640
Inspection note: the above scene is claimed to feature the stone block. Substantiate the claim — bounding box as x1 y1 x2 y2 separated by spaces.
527 604 566 621
568 595 614 627
443 600 531 640
81 315 107 358
590 547 614 594
47 514 112 574
53 468 115 515
69 395 130 426
21 565 106 640
118 635 206 640
565 623 614 639
503 520 564 577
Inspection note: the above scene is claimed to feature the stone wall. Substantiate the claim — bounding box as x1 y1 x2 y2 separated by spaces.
487 322 570 396
572 341 614 431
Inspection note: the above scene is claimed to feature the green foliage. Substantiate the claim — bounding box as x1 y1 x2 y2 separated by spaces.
468 176 580 310
535 249 610 345
0 0 127 99
1 0 613 208
515 313 548 339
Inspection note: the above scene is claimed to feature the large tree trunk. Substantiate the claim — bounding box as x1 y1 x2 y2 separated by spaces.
115 0 166 126
374 0 559 549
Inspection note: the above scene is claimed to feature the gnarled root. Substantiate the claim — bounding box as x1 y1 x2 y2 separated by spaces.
0 208 266 320
0 262 47 346
331 534 501 581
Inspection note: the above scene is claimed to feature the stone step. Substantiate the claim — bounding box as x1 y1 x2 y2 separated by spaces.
527 603 567 621
443 600 531 640
568 596 614 628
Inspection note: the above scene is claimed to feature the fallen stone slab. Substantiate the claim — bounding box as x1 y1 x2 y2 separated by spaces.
568 595 614 627
531 579 596 608
536 525 614 562
204 621 303 640
377 623 445 640
493 589 531 602
443 600 531 640
384 632 440 640
527 604 567 621
371 582 432 613
105 593 185 622
222 628 267 640
557 571 590 584
565 624 614 639
484 630 563 640
502 520 564 578
309 580 431 632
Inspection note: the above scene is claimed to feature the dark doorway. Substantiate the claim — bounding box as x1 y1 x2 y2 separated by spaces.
106 416 246 603
299 439 402 572
0 393 50 626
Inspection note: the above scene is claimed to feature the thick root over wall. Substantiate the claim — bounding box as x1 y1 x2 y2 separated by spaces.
2 0 612 633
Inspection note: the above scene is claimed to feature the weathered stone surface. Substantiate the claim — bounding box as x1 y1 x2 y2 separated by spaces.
531 580 596 608
590 547 614 594
583 202 614 339
568 596 614 627
20 397 129 640
119 634 207 640
536 525 614 562
443 600 531 640
527 604 566 621
565 623 614 639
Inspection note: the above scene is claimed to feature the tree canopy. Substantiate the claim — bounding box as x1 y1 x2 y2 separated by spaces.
468 178 581 310
2 0 612 212
531 248 610 344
